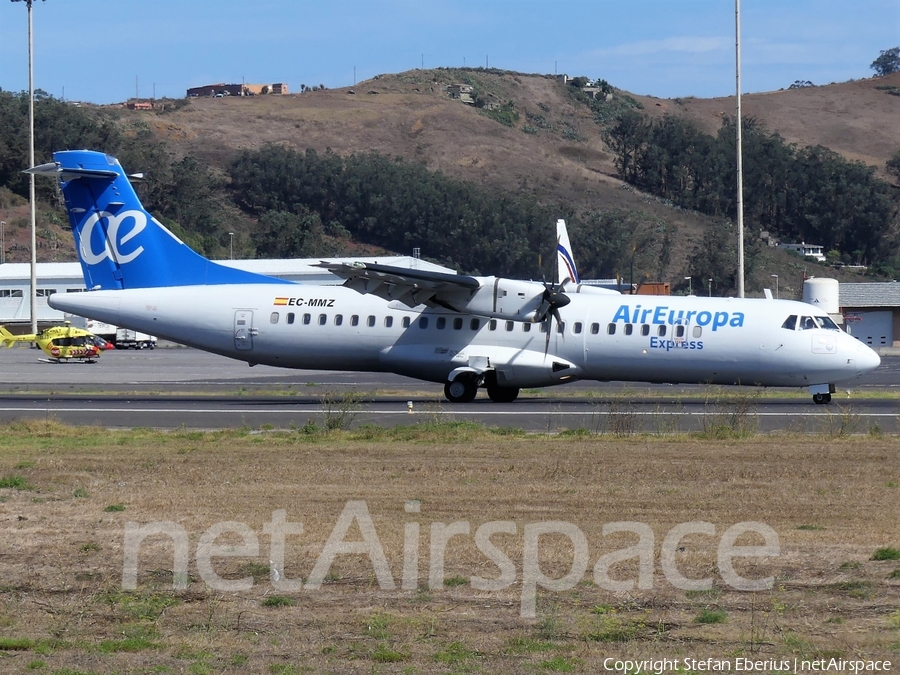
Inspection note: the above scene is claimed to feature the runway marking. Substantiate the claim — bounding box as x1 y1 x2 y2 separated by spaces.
0 406 895 417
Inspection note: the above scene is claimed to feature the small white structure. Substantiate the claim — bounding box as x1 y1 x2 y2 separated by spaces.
802 278 839 314
778 242 826 262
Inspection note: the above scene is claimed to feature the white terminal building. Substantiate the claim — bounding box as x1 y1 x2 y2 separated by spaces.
0 256 454 335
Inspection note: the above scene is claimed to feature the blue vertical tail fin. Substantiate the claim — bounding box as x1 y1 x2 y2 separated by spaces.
29 150 279 289
556 219 579 286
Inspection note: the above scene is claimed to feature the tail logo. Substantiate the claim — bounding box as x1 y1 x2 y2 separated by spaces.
80 210 147 265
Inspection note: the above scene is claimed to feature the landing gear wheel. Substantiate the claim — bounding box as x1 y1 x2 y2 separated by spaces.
444 377 477 403
486 382 519 403
812 393 832 405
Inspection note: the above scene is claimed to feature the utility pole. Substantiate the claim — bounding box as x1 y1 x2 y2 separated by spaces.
735 0 745 298
11 0 43 336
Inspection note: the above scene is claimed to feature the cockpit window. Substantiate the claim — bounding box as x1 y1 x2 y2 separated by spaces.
781 315 797 330
799 316 817 330
814 316 840 330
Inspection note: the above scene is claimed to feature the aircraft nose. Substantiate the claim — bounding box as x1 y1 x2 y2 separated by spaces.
857 343 881 373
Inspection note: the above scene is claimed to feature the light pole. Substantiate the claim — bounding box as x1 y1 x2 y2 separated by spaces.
771 274 779 299
684 276 692 295
11 0 44 335
708 278 713 297
0 221 5 265
228 232 234 259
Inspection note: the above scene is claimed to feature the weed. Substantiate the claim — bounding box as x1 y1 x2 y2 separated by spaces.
262 595 296 608
888 569 900 579
434 641 477 665
830 580 875 599
97 635 159 653
321 390 362 431
104 503 126 512
102 590 180 620
72 487 89 498
696 609 728 624
240 561 272 583
444 575 468 587
15 461 34 469
0 636 33 650
838 561 861 570
505 637 556 654
584 614 640 642
872 547 900 561
540 656 581 672
80 542 101 553
797 524 825 531
26 660 45 670
372 643 408 662
0 474 33 490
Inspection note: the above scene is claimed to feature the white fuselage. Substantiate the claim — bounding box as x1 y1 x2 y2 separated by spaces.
49 284 880 391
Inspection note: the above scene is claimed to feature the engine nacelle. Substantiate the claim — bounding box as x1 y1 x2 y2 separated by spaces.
461 277 547 322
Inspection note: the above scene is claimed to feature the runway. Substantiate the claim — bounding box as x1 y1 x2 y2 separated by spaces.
1 347 897 432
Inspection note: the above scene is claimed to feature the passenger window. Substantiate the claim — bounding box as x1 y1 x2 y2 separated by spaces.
489 319 497 330
350 315 359 327
607 323 616 335
402 316 410 328
641 325 649 336
781 315 797 330
436 317 446 329
624 324 633 336
319 314 327 325
303 313 311 325
270 312 280 324
657 325 666 337
506 321 514 332
590 323 600 335
367 315 376 327
384 316 393 328
334 314 343 326
419 317 428 329
522 323 531 332
287 313 295 325
799 316 817 330
453 317 463 330
573 322 583 334
676 325 685 338
470 319 480 330
692 326 702 338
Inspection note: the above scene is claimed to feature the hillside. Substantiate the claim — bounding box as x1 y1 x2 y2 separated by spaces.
3 69 897 298
635 71 900 175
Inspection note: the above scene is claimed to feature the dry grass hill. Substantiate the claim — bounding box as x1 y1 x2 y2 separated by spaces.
4 69 899 297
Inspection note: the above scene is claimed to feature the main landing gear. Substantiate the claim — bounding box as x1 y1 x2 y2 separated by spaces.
443 372 520 403
812 393 832 405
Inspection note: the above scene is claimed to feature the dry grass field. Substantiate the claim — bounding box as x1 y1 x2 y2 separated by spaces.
1 419 898 674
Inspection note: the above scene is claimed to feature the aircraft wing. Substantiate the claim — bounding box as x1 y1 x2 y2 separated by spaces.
316 261 481 310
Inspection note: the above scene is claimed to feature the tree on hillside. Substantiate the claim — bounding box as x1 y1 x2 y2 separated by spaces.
887 150 900 184
871 47 900 76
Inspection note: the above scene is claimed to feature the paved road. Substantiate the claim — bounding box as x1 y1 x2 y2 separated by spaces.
0 347 896 431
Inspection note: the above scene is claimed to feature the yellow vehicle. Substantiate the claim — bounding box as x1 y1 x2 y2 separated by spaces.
0 322 109 363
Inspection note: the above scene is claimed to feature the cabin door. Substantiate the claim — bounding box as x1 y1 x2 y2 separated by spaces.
234 310 255 350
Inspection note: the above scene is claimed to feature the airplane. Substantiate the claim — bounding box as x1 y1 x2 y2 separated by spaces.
29 149 879 404
0 321 110 363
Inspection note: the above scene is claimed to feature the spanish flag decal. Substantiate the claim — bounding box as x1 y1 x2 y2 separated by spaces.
274 297 289 306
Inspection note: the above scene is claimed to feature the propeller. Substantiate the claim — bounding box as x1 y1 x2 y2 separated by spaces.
536 279 571 354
